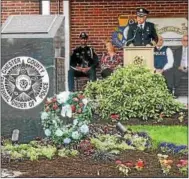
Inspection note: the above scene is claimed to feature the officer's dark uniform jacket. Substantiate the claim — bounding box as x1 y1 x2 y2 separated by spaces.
127 21 158 46
70 46 98 68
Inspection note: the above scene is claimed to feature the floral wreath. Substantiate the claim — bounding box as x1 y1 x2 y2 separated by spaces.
41 91 93 145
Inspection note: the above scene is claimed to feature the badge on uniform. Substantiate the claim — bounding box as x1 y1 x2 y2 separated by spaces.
76 52 80 57
87 50 91 57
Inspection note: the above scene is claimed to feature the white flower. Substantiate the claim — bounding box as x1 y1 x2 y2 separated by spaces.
73 119 78 126
56 91 70 104
41 112 49 120
55 129 63 137
61 104 72 118
79 124 89 134
44 129 51 136
63 138 71 144
82 98 88 106
71 131 80 140
52 120 58 127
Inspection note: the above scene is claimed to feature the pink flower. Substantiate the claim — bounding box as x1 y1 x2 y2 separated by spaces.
177 164 182 168
115 160 122 165
179 159 188 166
52 97 57 102
124 162 133 167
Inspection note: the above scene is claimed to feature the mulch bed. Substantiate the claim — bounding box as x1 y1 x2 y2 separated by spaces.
1 150 188 178
1 111 188 178
93 111 188 126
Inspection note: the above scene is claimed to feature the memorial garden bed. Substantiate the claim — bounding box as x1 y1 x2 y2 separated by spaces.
1 149 188 178
1 65 188 178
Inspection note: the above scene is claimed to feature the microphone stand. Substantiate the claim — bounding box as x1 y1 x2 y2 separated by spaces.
124 26 139 47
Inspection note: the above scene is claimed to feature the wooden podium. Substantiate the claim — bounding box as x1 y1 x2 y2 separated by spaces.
123 46 154 70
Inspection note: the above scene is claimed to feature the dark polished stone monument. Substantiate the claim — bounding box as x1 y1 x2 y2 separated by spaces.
1 15 65 142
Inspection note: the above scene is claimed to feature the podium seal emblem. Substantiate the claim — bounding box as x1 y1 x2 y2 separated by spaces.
1 56 49 109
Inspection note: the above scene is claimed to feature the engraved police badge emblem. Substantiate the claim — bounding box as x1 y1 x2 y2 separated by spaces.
1 56 49 109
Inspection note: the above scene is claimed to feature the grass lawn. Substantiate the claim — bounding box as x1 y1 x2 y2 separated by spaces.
128 125 188 148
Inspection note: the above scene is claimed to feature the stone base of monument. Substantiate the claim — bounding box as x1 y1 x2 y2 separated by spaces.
1 15 65 142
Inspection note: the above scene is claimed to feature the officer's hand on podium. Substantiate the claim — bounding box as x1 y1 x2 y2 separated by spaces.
146 44 151 47
128 43 134 47
151 40 156 46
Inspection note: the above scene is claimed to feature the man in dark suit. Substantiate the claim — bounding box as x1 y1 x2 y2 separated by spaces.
173 35 188 96
126 8 158 46
68 32 99 91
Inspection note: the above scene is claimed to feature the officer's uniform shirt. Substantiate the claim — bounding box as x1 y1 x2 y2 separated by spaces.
70 46 98 68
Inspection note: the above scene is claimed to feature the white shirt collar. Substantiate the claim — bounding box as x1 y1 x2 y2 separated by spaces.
156 46 162 50
182 46 188 50
138 22 145 28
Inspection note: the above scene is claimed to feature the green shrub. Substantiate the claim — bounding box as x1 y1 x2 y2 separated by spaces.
84 65 184 121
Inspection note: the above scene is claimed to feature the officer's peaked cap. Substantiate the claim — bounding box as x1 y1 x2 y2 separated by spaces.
79 32 88 39
136 8 149 17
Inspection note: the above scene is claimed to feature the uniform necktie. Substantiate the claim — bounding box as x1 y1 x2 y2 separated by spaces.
140 25 143 29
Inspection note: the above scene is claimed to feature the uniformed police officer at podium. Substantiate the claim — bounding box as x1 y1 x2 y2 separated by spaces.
68 32 98 91
126 8 158 46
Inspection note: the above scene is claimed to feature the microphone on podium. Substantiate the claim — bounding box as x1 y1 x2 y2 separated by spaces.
124 26 139 47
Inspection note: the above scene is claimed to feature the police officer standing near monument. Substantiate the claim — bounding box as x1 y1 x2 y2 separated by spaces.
68 32 98 91
126 8 158 46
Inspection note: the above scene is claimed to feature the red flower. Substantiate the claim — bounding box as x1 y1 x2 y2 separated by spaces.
53 104 59 110
115 160 122 165
136 160 144 168
71 105 76 113
110 114 120 120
